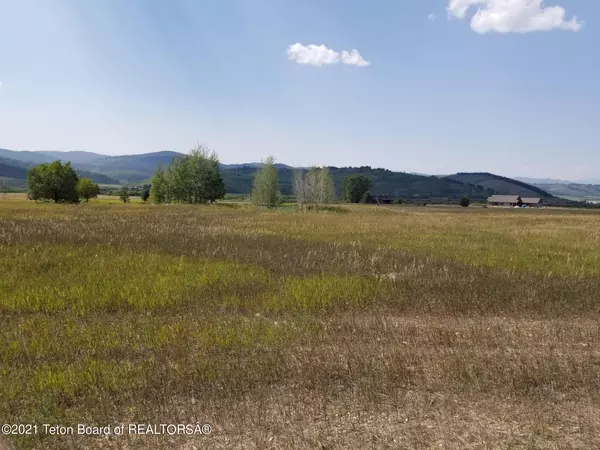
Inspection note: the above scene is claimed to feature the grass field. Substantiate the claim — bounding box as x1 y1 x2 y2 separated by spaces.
1 195 600 449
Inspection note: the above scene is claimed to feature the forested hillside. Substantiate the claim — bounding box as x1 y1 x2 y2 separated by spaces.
448 172 553 198
222 166 492 201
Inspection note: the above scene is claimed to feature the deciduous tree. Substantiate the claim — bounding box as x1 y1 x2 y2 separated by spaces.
342 174 372 203
27 161 80 203
152 144 226 204
77 178 100 202
150 165 167 203
293 166 335 210
251 156 280 208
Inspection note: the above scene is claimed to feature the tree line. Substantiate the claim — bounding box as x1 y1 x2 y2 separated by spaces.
23 148 377 207
23 143 470 207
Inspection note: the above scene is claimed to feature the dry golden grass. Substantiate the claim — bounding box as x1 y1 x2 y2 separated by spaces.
1 199 600 449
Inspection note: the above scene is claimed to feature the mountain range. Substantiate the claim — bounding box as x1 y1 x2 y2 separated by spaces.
1 148 598 204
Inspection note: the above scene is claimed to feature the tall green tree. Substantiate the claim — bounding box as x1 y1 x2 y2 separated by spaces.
342 174 372 203
204 167 226 203
251 156 280 208
27 161 80 203
150 165 167 203
77 178 100 202
153 144 226 204
293 166 335 210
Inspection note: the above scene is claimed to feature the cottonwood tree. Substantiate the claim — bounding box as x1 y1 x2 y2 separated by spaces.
27 161 80 203
293 166 335 210
150 165 167 203
251 156 280 208
343 174 372 203
77 178 100 202
150 144 225 204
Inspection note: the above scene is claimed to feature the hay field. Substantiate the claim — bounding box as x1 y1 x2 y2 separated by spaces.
1 198 600 449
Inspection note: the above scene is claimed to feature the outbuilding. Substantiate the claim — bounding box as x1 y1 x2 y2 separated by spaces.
487 195 522 207
521 197 543 207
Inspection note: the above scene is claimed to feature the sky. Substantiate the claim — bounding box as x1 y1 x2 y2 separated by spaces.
0 0 598 181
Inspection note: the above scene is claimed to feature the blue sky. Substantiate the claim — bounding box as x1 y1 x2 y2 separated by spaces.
0 0 598 180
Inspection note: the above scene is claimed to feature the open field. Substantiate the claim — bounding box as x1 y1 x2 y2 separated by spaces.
1 198 600 449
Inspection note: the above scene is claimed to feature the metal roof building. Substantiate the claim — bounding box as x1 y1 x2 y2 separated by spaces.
487 195 522 206
487 195 544 207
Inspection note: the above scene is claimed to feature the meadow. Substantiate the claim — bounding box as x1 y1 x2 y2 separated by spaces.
1 194 600 449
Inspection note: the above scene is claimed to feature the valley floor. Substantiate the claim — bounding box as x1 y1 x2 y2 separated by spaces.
1 200 600 449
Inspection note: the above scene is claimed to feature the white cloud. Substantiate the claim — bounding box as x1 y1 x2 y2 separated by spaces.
340 49 371 67
286 43 340 66
428 13 437 21
447 0 582 33
287 43 370 67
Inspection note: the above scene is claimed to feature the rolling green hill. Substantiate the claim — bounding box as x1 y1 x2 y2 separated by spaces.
0 158 29 179
77 151 183 182
222 166 493 201
535 183 600 202
0 156 120 186
0 149 183 183
447 172 553 198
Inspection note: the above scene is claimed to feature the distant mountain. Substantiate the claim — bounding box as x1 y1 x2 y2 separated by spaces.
448 172 553 198
221 162 294 170
534 183 600 202
36 151 106 165
0 148 56 165
0 148 109 166
0 158 29 179
0 148 185 183
0 154 119 185
514 176 573 185
76 151 184 182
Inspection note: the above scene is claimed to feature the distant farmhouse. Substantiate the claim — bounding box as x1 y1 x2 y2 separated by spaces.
487 195 543 207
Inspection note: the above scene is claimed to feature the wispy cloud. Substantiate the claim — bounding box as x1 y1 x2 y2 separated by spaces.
428 13 437 21
447 0 582 33
287 43 370 67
